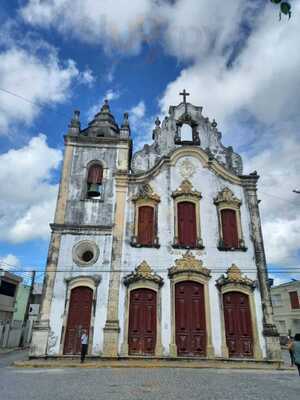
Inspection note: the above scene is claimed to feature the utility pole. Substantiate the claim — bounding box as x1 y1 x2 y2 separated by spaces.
24 271 36 325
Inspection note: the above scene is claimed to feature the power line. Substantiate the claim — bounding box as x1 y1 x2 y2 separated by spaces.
0 87 70 119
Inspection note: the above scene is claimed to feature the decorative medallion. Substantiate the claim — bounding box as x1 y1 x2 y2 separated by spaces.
168 251 211 278
214 187 241 207
123 260 164 287
179 159 196 179
172 179 202 199
216 264 256 290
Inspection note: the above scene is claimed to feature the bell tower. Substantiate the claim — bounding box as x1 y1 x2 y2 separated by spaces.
30 100 131 357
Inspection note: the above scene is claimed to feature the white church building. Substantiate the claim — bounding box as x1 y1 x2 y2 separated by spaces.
30 92 281 361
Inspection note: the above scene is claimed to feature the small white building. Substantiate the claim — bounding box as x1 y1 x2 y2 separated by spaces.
271 280 300 337
30 95 281 361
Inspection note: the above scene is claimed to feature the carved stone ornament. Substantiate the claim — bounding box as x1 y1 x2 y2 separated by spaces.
216 264 256 290
132 184 160 203
179 159 196 179
123 261 164 287
168 251 211 278
172 179 202 199
214 187 241 207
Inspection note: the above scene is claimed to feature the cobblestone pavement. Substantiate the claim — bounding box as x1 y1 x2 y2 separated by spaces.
1 351 299 400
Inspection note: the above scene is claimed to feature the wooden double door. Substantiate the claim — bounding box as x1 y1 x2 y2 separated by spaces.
223 291 253 357
128 289 157 355
175 281 207 356
63 286 93 355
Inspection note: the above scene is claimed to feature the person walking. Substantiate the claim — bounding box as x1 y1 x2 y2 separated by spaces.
80 329 88 363
293 333 300 377
287 335 295 366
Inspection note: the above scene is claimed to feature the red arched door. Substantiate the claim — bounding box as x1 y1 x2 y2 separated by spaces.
175 281 206 356
223 291 253 357
128 289 156 355
64 286 93 355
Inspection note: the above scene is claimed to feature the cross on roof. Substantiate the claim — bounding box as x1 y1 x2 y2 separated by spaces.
179 89 190 104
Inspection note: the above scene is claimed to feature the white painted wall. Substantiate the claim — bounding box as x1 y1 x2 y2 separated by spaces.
48 233 112 355
120 154 266 357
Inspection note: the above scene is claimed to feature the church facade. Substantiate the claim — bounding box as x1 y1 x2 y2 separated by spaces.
30 93 281 360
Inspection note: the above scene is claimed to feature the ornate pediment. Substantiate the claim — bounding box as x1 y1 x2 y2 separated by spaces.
168 251 211 278
216 264 256 290
172 179 202 199
132 183 160 203
123 261 163 287
214 187 241 207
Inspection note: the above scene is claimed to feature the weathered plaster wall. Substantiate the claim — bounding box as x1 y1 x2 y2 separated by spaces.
120 153 266 357
64 144 118 226
48 234 112 355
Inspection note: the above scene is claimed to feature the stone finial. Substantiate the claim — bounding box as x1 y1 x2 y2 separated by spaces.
68 109 81 135
121 112 130 128
155 117 161 127
211 119 217 128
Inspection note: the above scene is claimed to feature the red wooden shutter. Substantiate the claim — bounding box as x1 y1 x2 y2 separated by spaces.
289 291 300 309
221 209 239 248
178 202 197 247
137 206 154 245
87 164 103 184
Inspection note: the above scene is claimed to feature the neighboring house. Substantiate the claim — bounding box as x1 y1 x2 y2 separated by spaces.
0 270 22 321
28 283 43 321
30 95 281 361
271 280 300 337
13 284 30 322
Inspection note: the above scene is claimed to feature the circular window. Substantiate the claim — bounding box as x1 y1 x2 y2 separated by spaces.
72 241 99 267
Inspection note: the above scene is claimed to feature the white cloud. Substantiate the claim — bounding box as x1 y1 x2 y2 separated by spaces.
0 134 62 243
131 100 145 120
0 254 21 270
21 0 156 54
78 67 95 87
0 47 79 134
0 20 96 135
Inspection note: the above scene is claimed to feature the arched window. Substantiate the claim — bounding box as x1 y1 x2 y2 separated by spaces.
137 206 155 246
221 209 239 249
178 201 197 247
181 123 193 142
87 164 103 198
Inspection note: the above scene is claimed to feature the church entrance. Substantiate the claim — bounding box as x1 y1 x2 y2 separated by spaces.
223 291 253 357
175 281 206 356
128 288 156 355
63 286 93 355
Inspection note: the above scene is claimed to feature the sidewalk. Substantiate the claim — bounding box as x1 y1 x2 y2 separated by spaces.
14 356 293 371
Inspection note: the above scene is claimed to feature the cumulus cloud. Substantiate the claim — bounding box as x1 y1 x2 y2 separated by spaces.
0 134 62 243
0 22 95 134
0 254 21 270
20 0 156 54
19 0 300 267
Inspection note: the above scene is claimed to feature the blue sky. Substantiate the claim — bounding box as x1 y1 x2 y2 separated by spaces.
0 0 299 285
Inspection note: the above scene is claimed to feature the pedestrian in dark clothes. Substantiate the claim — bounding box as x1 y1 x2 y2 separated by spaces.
287 335 295 366
292 333 300 377
80 329 88 363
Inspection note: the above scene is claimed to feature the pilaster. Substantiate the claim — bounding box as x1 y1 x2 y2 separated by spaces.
103 173 128 356
30 142 73 357
243 174 281 360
